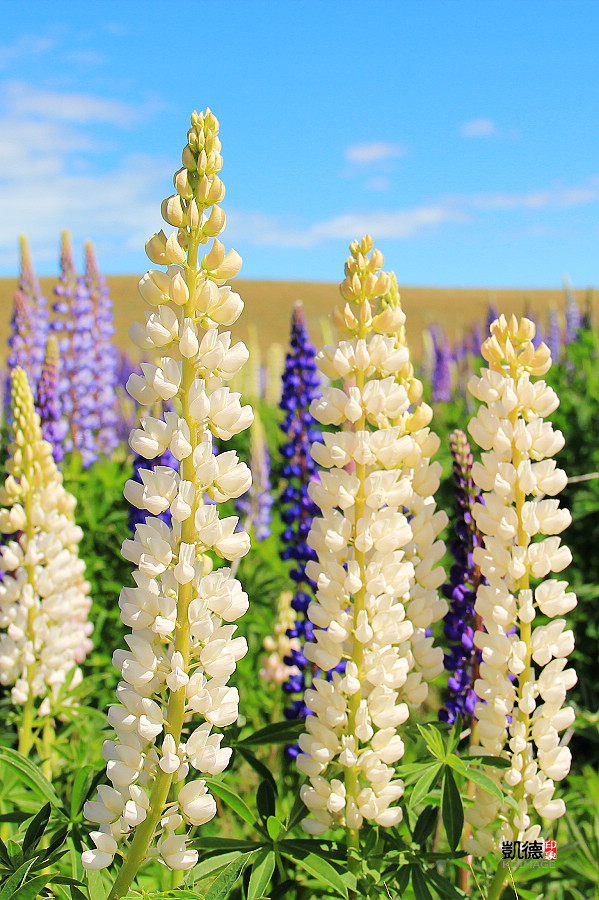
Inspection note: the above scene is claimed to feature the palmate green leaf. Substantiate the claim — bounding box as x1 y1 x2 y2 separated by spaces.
448 760 504 803
256 780 276 823
70 766 97 820
281 851 349 899
266 816 283 842
409 763 442 811
84 867 107 900
270 879 297 900
194 838 262 854
426 868 468 899
441 768 464 851
416 726 446 761
203 852 252 900
247 848 275 900
194 851 248 882
411 866 435 900
395 866 410 893
10 875 85 900
235 719 305 747
0 750 61 809
0 860 37 900
464 754 510 768
284 791 307 833
202 778 257 829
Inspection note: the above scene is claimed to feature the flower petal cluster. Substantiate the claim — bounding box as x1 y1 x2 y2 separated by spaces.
8 236 48 392
465 314 576 855
83 110 253 883
236 410 273 540
278 301 322 728
260 590 302 685
440 429 485 725
51 231 97 466
0 367 92 715
298 237 447 835
85 241 120 458
36 336 67 464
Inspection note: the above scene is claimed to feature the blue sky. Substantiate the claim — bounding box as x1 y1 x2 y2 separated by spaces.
0 0 598 286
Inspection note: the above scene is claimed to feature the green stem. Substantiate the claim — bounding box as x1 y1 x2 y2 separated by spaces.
41 718 55 781
486 861 507 900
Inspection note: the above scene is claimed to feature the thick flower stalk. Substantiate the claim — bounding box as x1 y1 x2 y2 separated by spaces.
440 430 484 726
85 241 120 458
36 336 67 464
278 302 322 726
0 368 92 759
51 231 97 466
82 110 253 892
7 236 48 391
236 410 273 540
298 236 447 848
465 314 576 860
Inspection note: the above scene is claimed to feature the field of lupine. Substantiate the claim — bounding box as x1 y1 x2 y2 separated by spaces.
0 109 598 900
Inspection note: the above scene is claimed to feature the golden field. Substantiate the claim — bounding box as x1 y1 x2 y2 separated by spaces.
0 276 593 363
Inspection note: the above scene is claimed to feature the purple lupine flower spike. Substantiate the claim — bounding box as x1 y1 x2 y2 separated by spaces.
51 231 97 467
85 241 120 458
36 335 67 464
546 306 562 364
486 300 500 334
277 302 324 741
563 279 582 346
7 236 49 390
432 328 453 402
236 410 274 540
440 429 485 726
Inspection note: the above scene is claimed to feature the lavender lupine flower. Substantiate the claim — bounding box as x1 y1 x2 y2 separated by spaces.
36 336 67 464
85 241 120 457
563 280 582 346
546 306 562 363
432 328 453 402
51 231 97 466
277 302 322 729
440 430 485 726
486 300 500 334
7 236 49 390
236 410 273 539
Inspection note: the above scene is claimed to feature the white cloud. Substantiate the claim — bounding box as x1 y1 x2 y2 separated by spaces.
4 81 139 126
364 176 391 192
346 141 405 164
461 118 497 138
0 35 55 69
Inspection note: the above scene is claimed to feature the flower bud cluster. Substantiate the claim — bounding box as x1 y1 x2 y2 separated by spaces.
298 237 447 835
0 368 92 712
8 236 49 393
36 336 67 464
440 430 485 725
465 314 577 855
259 590 302 685
83 110 253 879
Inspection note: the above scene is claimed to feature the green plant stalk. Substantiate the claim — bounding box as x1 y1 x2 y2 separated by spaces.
486 859 507 900
108 238 201 900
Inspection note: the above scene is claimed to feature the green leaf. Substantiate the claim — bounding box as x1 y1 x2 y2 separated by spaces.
247 848 275 900
256 780 276 823
236 720 305 747
236 748 278 797
270 880 297 900
284 792 306 833
281 851 348 899
411 866 434 900
441 768 464 851
448 714 463 754
70 766 95 820
194 837 262 853
0 749 61 808
416 726 446 761
85 867 107 900
412 806 438 846
464 754 510 768
427 868 468 899
195 850 249 881
409 764 442 810
22 805 51 855
266 816 283 842
459 766 504 803
396 866 410 893
203 778 257 829
204 852 252 900
0 861 37 900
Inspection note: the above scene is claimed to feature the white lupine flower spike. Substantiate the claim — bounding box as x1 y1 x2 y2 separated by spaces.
82 110 253 896
0 367 92 777
465 314 577 860
298 237 447 860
